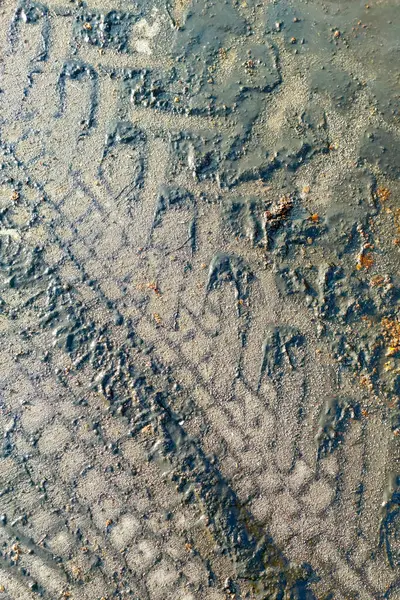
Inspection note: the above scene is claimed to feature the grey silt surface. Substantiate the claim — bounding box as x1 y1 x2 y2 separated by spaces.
0 1 399 599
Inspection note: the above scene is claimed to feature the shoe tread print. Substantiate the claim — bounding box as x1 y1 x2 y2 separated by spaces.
0 1 399 599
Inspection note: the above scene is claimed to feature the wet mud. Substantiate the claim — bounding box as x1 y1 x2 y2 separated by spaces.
0 0 399 599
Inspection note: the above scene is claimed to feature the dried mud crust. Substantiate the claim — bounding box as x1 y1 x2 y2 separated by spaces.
0 1 399 599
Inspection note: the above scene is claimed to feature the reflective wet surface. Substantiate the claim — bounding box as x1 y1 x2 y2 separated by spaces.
0 1 399 598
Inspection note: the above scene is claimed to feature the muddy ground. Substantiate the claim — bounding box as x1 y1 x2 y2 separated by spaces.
0 1 399 599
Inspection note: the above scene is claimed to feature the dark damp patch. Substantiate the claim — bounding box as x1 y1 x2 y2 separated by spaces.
103 120 145 152
18 0 47 24
174 0 248 70
310 66 361 111
265 0 400 124
168 130 222 183
360 129 400 180
73 9 135 52
100 2 346 190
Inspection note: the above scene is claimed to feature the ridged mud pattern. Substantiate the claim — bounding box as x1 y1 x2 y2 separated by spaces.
0 1 399 599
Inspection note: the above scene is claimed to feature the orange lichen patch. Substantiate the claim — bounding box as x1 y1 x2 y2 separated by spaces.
359 374 374 392
147 282 162 296
381 317 400 358
153 312 162 325
137 282 162 295
11 543 22 562
361 315 374 328
83 22 92 30
265 196 293 223
386 347 399 357
10 190 20 201
309 213 319 222
279 196 293 209
370 275 385 287
376 187 391 202
141 424 153 435
381 317 400 340
245 58 256 70
393 208 400 235
71 565 83 580
356 252 374 270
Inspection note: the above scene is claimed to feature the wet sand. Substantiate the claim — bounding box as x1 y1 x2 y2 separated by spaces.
0 1 399 598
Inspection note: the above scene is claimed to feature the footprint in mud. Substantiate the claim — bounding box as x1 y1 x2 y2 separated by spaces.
198 253 251 400
99 120 146 208
141 185 197 327
10 0 50 59
315 396 359 461
1 2 49 124
50 59 101 185
256 325 306 472
1 2 399 600
258 325 305 385
56 60 98 129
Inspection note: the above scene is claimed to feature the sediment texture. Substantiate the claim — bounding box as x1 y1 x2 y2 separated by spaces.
0 1 399 599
